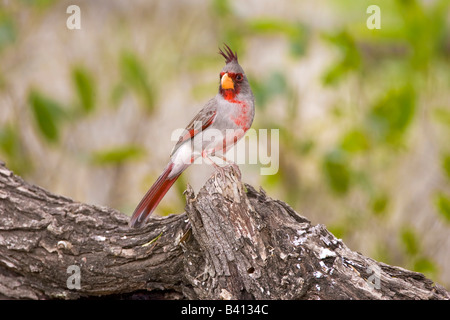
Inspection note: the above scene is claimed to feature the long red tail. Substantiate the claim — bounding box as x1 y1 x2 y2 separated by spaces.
129 162 181 228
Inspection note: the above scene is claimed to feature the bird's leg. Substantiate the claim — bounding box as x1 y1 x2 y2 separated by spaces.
217 154 239 169
215 163 227 178
210 153 242 180
202 150 226 178
211 159 227 178
214 154 241 179
202 150 242 180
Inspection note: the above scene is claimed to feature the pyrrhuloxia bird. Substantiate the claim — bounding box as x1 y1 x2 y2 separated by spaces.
129 44 255 228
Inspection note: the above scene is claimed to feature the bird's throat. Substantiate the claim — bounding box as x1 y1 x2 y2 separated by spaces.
221 89 236 102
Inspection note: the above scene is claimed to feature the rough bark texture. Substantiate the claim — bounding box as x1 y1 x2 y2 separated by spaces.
0 161 449 300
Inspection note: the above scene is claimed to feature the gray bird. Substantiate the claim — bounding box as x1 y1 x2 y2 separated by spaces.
129 44 255 228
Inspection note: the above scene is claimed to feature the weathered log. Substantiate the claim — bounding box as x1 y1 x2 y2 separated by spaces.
0 161 448 300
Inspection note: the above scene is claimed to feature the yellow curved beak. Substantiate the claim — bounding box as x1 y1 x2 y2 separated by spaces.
221 73 234 90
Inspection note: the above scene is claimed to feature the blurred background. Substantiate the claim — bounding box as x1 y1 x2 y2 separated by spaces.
0 0 449 288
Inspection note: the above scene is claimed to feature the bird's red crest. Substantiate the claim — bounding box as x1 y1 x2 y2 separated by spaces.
218 44 238 64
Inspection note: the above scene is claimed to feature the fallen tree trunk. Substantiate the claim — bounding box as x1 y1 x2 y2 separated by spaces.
0 161 448 300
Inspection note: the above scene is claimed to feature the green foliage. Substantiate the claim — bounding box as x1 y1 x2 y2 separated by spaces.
0 125 18 160
400 227 419 256
119 51 156 112
370 193 389 216
0 124 32 175
432 107 450 127
72 66 96 114
434 193 450 223
263 167 282 188
366 85 416 145
413 257 438 276
322 30 360 85
318 0 449 284
395 0 448 69
250 71 287 110
441 154 450 181
28 90 65 143
399 226 438 278
90 145 146 166
327 224 346 240
323 149 351 195
280 127 315 157
248 19 309 57
0 11 16 51
211 0 232 18
340 129 370 153
21 0 57 9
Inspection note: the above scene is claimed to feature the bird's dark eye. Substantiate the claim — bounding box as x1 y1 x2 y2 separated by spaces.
235 74 243 82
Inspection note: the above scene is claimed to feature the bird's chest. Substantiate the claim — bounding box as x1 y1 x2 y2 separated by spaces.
220 99 253 132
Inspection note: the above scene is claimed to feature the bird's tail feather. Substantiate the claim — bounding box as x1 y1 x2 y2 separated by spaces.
129 161 182 228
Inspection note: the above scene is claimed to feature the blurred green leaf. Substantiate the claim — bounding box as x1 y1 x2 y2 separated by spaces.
21 0 56 9
191 80 217 101
289 25 309 57
264 170 282 188
322 30 360 85
340 129 370 153
90 145 145 166
323 149 351 195
248 19 294 34
371 193 389 216
0 71 5 91
434 193 450 223
249 71 287 110
413 257 438 277
372 241 393 266
248 78 267 110
395 0 448 70
0 124 17 158
110 83 126 108
72 66 96 114
248 19 308 57
0 15 16 50
367 85 416 145
266 71 287 96
322 64 347 86
432 107 450 127
28 90 65 143
278 126 315 156
0 12 16 51
211 0 232 18
297 139 315 156
400 227 420 256
222 28 245 54
0 124 32 175
328 224 347 239
120 51 155 112
442 154 450 181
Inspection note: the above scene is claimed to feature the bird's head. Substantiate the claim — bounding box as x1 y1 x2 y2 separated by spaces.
218 44 252 101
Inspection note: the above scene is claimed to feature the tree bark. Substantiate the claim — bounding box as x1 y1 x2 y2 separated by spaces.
0 161 448 300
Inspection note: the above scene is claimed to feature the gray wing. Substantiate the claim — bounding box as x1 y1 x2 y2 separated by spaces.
170 98 217 157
